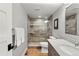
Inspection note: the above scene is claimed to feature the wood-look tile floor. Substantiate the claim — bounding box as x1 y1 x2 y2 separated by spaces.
25 47 48 56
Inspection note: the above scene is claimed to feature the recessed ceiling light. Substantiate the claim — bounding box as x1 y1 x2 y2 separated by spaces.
44 20 49 23
38 16 41 18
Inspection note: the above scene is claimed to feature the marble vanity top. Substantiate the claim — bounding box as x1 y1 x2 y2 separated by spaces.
48 39 79 56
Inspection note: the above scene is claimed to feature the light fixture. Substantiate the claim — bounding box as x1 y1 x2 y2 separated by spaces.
38 16 41 18
44 20 49 23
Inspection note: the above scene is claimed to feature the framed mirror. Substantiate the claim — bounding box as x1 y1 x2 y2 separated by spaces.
54 18 58 29
65 4 79 35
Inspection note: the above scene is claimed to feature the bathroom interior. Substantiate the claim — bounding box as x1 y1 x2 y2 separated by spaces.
1 3 79 56
11 3 79 56
25 3 79 56
27 14 52 56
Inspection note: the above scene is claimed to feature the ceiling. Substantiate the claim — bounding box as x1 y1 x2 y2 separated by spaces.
66 4 79 17
22 3 63 19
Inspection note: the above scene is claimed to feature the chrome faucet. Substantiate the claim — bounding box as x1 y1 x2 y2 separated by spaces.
75 40 79 47
75 43 79 47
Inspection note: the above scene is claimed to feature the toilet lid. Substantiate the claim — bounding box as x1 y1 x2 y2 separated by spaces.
40 42 48 45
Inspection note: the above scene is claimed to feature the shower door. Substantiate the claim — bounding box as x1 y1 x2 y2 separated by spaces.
29 19 48 42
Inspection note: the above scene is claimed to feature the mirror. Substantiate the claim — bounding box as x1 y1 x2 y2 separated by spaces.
65 4 79 35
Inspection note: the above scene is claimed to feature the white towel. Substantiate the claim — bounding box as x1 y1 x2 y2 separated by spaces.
15 27 25 47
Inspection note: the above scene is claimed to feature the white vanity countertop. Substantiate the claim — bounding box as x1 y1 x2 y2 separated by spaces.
48 39 79 56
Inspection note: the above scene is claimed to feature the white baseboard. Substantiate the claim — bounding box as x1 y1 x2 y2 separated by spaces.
21 48 28 56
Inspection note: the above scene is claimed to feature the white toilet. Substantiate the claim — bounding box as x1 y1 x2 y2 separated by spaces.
49 36 56 39
40 42 48 53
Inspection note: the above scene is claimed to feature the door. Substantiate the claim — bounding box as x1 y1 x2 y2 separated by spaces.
0 4 12 56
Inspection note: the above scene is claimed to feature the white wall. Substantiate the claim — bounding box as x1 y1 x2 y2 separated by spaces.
52 4 79 44
12 3 28 56
52 5 65 39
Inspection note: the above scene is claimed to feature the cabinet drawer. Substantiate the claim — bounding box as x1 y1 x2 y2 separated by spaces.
48 42 59 56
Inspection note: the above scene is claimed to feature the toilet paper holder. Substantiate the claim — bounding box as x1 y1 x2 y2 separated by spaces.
8 43 14 51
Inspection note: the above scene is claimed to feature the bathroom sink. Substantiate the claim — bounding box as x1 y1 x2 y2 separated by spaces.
60 45 79 56
48 39 79 56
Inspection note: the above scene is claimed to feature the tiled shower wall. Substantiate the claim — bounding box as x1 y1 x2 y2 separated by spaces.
29 18 48 42
47 15 53 37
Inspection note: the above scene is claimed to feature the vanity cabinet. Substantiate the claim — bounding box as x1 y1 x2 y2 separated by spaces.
48 42 59 56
